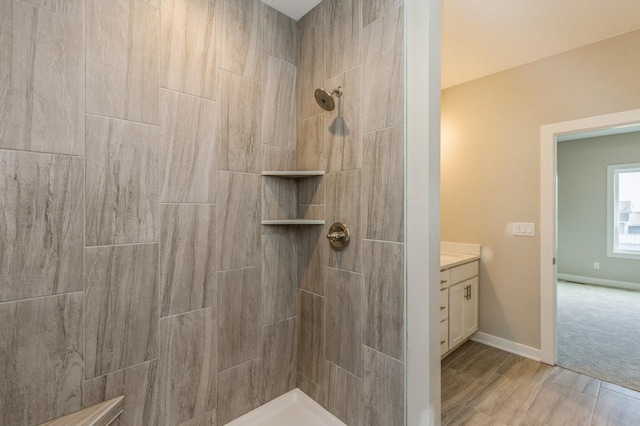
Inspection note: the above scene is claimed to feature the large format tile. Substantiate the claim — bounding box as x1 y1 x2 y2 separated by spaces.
0 150 83 302
160 89 216 203
325 268 363 377
85 244 159 378
297 4 325 121
216 172 261 270
362 125 404 241
363 347 404 426
85 116 160 246
263 56 297 149
262 176 297 221
261 318 297 403
298 372 324 407
217 359 262 425
0 2 84 155
298 290 325 385
362 0 402 27
361 5 403 133
84 360 159 426
362 240 404 360
217 267 262 371
0 294 83 426
463 374 538 425
161 0 217 99
86 0 159 124
262 233 298 324
160 204 216 317
325 361 363 426
263 145 296 171
297 226 326 295
524 380 596 425
324 0 360 79
297 114 325 171
261 3 298 65
217 0 261 80
217 71 262 173
592 387 640 426
21 0 83 20
325 67 362 172
158 308 217 426
325 171 362 272
441 370 492 424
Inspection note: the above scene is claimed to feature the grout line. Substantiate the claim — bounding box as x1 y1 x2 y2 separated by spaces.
361 344 403 364
85 242 159 249
0 147 84 158
85 112 160 128
298 288 324 299
159 202 216 206
0 291 84 307
159 87 217 103
588 381 602 425
159 305 216 321
15 0 83 23
216 265 262 274
84 357 159 381
362 123 405 136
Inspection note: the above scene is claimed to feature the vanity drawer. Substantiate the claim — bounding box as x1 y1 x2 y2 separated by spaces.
440 288 448 321
440 269 451 289
450 260 478 284
440 319 449 355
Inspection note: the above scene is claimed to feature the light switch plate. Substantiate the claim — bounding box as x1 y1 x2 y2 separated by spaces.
513 222 535 236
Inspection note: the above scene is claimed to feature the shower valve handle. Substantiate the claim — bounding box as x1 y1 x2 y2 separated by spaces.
327 231 347 241
326 222 350 251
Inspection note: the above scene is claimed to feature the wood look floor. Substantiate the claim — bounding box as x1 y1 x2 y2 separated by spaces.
442 341 640 425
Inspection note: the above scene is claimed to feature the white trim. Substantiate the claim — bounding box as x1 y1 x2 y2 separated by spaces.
540 108 640 366
558 274 640 292
470 332 542 362
405 0 441 425
607 163 640 259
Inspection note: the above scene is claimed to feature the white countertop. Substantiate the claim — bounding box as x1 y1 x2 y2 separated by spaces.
440 252 480 269
440 241 481 269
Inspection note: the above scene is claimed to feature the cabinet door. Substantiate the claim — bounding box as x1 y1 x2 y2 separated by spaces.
448 282 465 348
440 319 449 356
463 277 479 339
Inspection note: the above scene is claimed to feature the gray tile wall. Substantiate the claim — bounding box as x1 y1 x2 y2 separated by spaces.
0 0 300 424
296 1 405 425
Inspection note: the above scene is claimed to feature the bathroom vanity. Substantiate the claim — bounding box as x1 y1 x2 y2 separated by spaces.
440 242 481 357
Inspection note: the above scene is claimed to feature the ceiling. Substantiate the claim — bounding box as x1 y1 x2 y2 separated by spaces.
442 0 640 88
262 0 640 89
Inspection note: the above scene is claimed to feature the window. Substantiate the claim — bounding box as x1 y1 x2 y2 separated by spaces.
608 163 640 258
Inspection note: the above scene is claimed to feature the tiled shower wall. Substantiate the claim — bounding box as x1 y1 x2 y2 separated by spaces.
295 0 406 425
0 0 299 424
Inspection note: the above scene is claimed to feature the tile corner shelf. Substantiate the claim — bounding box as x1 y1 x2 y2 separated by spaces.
261 219 325 225
261 171 325 226
262 171 325 178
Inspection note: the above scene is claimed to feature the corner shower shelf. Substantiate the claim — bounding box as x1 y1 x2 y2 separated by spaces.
262 219 325 225
262 171 325 177
261 171 325 226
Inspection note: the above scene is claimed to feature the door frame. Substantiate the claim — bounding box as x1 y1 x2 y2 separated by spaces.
540 108 640 365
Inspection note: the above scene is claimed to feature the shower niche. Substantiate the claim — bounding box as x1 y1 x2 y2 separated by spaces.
261 171 325 225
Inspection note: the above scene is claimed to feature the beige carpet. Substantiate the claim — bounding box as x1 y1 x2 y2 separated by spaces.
557 281 640 392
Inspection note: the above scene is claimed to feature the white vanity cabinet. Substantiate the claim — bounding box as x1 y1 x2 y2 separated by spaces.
448 276 478 348
440 259 479 357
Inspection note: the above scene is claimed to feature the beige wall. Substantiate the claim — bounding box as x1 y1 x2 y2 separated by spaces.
558 132 640 284
441 29 640 349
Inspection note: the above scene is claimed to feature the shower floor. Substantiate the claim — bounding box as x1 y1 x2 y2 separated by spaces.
226 389 346 426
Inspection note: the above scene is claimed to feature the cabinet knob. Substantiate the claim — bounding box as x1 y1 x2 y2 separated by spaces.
440 306 446 310
440 280 447 284
440 340 446 345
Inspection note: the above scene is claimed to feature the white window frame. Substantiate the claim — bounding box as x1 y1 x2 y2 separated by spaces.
607 163 640 259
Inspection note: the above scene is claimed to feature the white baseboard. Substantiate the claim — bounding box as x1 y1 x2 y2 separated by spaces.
470 332 541 362
558 274 640 292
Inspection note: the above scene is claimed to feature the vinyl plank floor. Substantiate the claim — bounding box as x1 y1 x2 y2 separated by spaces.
442 342 640 426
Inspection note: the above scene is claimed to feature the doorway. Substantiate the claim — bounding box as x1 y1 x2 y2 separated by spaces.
539 108 640 369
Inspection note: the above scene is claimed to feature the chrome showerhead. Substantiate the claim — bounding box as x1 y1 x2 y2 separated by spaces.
314 86 343 111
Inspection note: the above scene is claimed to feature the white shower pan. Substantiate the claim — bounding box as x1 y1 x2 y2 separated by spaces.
226 389 346 426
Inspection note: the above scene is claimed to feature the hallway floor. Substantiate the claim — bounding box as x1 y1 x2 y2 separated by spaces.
442 341 640 425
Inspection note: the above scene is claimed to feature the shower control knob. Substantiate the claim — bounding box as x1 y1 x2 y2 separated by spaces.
327 222 350 251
